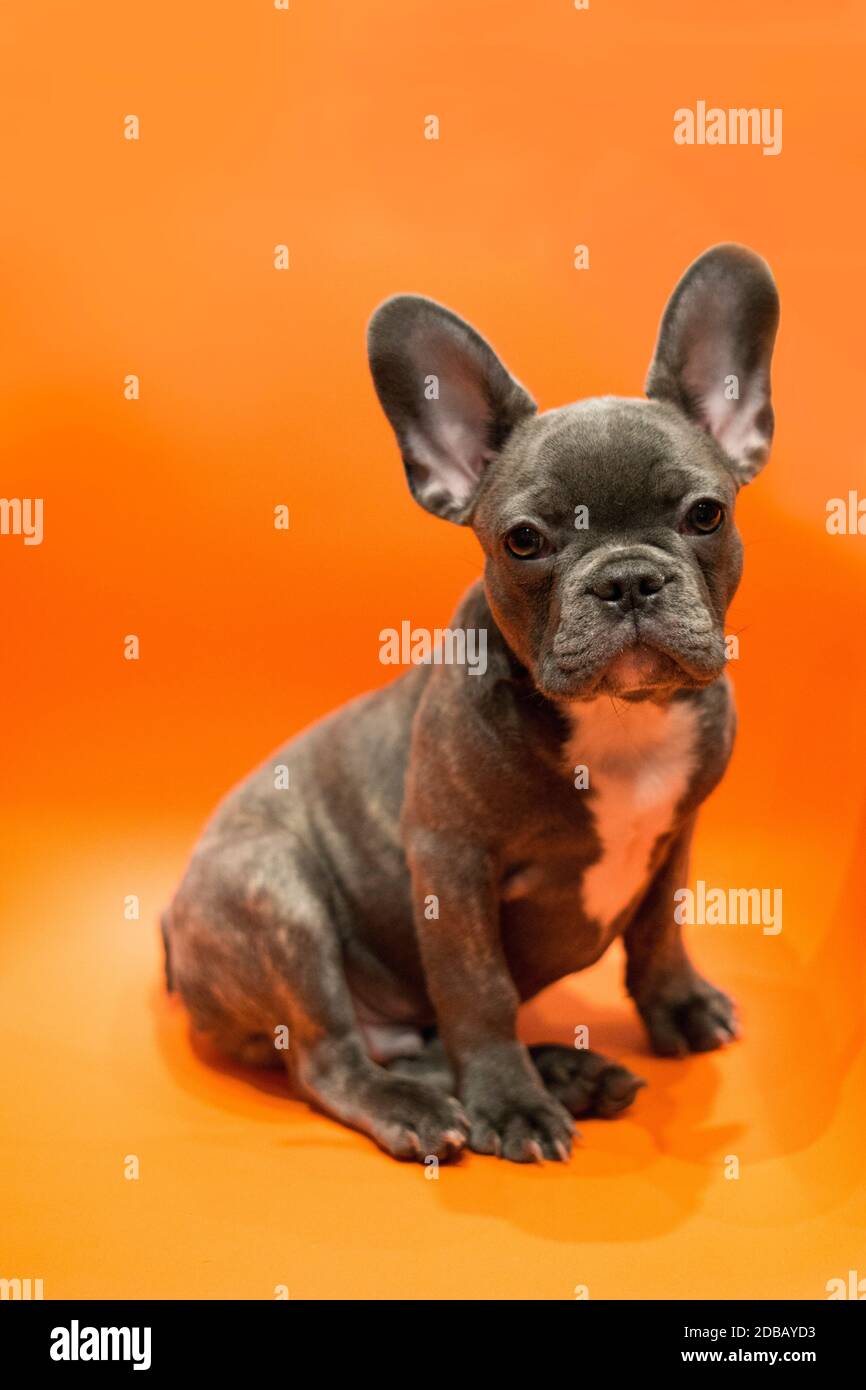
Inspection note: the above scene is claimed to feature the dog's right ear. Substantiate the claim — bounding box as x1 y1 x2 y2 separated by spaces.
367 295 536 524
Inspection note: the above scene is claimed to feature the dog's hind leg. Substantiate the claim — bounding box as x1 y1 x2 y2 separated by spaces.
168 835 468 1162
528 1045 645 1117
387 1033 455 1091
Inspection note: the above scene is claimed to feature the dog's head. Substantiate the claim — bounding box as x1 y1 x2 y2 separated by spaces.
368 245 779 702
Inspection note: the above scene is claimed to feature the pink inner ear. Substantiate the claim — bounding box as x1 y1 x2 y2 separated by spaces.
702 374 772 478
404 418 489 505
683 334 771 479
404 332 494 505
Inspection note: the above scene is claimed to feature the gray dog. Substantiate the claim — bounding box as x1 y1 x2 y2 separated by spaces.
163 244 779 1163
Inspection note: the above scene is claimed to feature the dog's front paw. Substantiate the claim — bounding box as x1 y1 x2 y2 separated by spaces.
638 975 738 1057
357 1074 469 1162
464 1083 575 1163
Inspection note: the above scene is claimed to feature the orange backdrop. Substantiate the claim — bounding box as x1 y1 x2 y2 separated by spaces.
2 0 865 1300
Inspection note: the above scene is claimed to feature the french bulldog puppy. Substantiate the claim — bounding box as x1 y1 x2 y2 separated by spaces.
163 244 779 1163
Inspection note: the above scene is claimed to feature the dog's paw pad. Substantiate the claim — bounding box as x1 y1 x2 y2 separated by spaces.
592 1065 647 1117
530 1045 645 1118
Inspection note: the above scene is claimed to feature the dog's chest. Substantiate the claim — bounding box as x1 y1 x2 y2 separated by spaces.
563 698 697 928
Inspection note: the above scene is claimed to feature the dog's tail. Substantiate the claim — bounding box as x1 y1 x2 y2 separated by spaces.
159 909 174 992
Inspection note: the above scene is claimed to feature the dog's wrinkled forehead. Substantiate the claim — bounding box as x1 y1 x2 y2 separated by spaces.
476 397 734 532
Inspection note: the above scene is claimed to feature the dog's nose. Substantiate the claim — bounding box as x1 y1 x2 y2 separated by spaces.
588 560 668 613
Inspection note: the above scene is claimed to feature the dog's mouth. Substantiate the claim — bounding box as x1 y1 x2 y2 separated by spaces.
547 637 723 702
594 643 681 696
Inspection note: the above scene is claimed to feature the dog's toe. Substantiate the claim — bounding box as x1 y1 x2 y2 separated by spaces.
639 978 739 1058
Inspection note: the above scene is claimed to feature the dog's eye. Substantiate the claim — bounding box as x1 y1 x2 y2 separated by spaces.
505 525 547 559
685 499 724 534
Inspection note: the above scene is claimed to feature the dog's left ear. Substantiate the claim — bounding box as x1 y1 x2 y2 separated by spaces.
646 244 780 483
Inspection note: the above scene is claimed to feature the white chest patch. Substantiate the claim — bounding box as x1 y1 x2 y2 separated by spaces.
564 697 698 929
